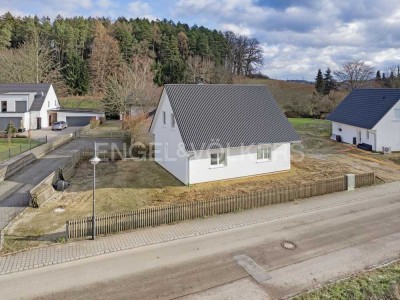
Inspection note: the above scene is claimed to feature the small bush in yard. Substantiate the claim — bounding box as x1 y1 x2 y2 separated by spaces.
90 118 100 129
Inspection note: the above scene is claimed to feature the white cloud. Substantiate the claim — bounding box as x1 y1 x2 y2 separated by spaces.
220 23 251 36
128 1 151 15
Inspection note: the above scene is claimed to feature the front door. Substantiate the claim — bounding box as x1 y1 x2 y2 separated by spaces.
49 115 52 126
37 117 41 130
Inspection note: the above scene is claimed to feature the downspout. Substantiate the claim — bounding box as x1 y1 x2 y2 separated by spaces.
187 152 194 186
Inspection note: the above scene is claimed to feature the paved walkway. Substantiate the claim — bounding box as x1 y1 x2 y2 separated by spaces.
1 181 400 275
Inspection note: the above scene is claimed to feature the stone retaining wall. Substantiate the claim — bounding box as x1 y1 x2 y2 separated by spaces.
0 124 91 183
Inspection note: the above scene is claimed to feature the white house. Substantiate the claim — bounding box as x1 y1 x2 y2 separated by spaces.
327 89 400 152
0 83 60 131
150 84 300 185
0 83 103 130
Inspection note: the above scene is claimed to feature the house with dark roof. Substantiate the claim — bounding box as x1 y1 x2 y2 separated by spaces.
149 84 300 185
0 83 103 131
327 89 400 152
0 83 59 131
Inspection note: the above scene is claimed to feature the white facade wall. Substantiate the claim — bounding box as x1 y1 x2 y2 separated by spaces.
0 94 30 112
152 91 189 184
0 85 61 130
39 85 60 128
56 111 103 122
373 100 400 151
332 122 376 150
188 143 291 184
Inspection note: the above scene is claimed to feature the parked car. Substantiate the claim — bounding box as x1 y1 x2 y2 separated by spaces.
52 121 68 130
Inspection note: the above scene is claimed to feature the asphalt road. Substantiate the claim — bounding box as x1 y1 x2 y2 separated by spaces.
0 186 399 300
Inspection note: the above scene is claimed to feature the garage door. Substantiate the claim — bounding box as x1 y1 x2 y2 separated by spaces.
0 117 22 131
66 116 92 126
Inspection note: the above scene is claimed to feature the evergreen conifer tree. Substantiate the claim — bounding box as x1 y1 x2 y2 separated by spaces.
315 69 324 94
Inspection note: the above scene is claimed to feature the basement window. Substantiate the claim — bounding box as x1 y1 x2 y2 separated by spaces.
257 145 271 161
210 152 226 167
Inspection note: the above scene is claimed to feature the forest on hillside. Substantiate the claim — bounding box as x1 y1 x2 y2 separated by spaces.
0 12 264 112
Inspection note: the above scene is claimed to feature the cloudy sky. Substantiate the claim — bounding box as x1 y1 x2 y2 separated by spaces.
2 0 400 80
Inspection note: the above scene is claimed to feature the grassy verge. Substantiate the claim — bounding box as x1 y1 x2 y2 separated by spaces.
59 96 102 110
0 138 43 161
2 155 354 254
294 260 400 300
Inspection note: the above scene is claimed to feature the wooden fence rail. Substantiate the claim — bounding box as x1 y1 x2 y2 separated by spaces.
67 173 375 239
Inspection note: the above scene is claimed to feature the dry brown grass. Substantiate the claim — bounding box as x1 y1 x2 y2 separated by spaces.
1 155 355 254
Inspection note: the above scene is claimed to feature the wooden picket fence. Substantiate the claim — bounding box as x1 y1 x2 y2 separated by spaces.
66 173 375 239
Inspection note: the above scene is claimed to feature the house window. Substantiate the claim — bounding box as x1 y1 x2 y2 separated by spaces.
257 145 271 161
366 131 370 139
1 101 7 112
210 152 226 167
171 113 175 128
162 111 166 126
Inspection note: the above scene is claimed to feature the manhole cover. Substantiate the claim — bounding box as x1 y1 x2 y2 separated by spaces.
281 241 296 250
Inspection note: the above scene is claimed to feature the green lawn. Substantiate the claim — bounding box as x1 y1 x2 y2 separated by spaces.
59 97 103 110
288 118 343 154
294 260 400 300
0 138 43 161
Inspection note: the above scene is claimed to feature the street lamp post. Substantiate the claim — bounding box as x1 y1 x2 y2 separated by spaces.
90 142 101 240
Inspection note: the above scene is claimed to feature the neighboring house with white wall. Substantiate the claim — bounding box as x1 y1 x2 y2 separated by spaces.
0 83 60 131
0 84 104 130
150 84 300 185
50 108 104 126
327 89 400 152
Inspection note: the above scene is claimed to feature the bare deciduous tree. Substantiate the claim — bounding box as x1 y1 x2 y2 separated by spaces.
0 41 67 95
103 56 161 119
184 55 215 83
334 60 375 90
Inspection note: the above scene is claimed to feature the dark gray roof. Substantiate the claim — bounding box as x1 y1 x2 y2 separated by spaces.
49 108 102 113
0 83 51 112
0 83 51 94
164 84 300 151
326 89 400 129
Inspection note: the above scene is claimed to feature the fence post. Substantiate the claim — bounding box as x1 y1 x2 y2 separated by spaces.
66 221 69 239
345 174 355 191
0 229 3 251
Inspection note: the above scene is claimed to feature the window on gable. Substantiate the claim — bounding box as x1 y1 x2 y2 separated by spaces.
171 113 175 128
257 145 271 161
210 152 226 166
1 101 7 112
162 111 166 125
